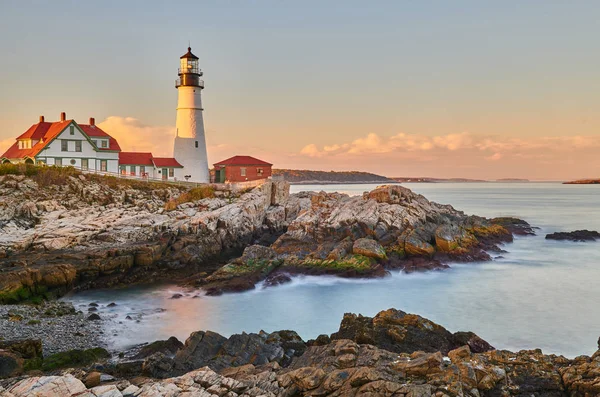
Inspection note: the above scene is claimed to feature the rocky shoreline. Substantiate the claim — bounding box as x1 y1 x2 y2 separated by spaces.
2 308 600 396
0 169 535 304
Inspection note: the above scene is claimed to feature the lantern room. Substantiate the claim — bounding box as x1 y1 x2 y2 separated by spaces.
176 47 204 88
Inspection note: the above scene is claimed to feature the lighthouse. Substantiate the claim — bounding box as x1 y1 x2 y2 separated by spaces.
173 47 210 183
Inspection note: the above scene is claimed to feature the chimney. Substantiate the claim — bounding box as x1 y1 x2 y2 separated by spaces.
39 115 45 123
60 112 66 121
89 117 95 126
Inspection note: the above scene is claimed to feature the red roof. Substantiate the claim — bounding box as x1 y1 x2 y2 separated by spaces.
1 119 122 160
214 155 272 167
153 157 183 168
79 124 121 151
119 152 154 166
2 120 72 159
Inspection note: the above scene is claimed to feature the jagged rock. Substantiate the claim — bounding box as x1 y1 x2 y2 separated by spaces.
0 178 296 303
133 336 183 359
330 308 494 355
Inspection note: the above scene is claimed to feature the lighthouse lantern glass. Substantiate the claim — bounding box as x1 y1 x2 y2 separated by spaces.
180 58 198 74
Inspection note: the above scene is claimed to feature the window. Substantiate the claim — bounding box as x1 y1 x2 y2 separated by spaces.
120 165 126 175
55 158 62 166
61 140 68 152
195 141 198 148
101 140 108 148
140 166 145 176
169 168 174 177
92 140 97 147
257 168 263 175
81 159 88 171
100 160 107 172
70 126 75 135
130 166 136 176
75 141 82 152
240 167 246 177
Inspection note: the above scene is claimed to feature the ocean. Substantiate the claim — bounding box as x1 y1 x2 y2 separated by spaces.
63 182 600 358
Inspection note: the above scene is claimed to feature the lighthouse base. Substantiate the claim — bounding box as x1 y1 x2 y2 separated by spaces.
173 136 210 183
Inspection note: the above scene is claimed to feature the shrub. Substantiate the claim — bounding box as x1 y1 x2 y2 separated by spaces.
164 185 215 210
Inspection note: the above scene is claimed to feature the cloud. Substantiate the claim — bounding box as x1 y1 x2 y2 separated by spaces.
97 117 175 157
0 138 14 157
300 131 600 159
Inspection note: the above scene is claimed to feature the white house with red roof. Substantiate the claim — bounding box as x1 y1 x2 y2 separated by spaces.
1 112 183 181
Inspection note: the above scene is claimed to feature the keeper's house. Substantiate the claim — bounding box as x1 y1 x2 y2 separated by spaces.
1 113 182 181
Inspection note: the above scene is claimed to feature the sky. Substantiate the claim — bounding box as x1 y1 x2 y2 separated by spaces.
0 1 599 180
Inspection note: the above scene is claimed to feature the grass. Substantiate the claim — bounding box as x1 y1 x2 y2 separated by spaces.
292 255 376 273
0 163 185 192
209 259 282 281
23 347 110 372
164 185 215 210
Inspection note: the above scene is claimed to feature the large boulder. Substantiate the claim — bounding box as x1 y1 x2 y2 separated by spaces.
352 238 386 260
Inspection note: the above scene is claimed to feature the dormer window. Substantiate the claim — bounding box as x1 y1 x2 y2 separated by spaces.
101 140 108 148
18 139 32 149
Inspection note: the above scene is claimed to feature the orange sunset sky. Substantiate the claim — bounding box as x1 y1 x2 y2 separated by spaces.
1 1 599 180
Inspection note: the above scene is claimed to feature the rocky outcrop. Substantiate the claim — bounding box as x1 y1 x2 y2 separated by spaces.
5 309 600 396
330 308 494 355
204 185 534 293
0 173 295 302
546 229 600 242
1 174 534 301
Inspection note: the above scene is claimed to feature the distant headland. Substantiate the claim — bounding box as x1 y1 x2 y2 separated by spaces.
563 179 600 185
272 170 532 184
272 169 394 184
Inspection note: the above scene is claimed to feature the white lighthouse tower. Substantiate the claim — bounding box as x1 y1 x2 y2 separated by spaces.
173 47 210 183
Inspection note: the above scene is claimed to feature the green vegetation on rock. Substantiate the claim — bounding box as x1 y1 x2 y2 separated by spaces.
23 347 110 372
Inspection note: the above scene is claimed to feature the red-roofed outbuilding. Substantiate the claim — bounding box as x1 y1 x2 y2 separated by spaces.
213 155 272 182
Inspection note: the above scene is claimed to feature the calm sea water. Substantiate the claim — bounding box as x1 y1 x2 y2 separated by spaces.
63 183 600 358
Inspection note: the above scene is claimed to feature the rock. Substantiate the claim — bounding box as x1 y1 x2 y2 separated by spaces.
452 331 495 353
142 352 174 378
0 339 42 359
263 272 292 287
448 345 471 362
7 374 87 396
84 371 101 388
133 336 183 359
352 238 387 259
87 313 101 321
434 224 469 252
330 308 493 355
404 231 436 257
546 229 600 242
0 349 23 378
393 351 443 376
170 293 183 299
107 302 117 307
